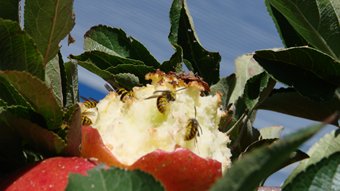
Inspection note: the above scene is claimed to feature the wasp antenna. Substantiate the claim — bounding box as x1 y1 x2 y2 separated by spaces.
175 87 186 92
144 95 160 100
194 106 197 118
104 83 114 92
80 96 87 101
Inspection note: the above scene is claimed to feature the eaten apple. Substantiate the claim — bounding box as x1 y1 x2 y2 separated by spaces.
80 71 232 191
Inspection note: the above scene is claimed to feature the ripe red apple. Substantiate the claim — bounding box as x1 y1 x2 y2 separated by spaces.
81 126 222 191
2 157 96 191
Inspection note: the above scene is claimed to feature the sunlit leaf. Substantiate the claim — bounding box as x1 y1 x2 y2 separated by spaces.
284 128 340 186
66 166 164 191
283 152 340 191
168 0 220 85
229 54 264 105
210 74 236 110
0 19 44 80
84 25 160 68
70 51 145 70
267 0 340 60
210 122 326 191
0 0 19 21
106 64 155 84
24 0 75 64
45 53 64 107
259 126 284 139
265 0 308 48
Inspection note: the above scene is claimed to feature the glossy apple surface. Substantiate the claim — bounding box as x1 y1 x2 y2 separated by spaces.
81 126 222 191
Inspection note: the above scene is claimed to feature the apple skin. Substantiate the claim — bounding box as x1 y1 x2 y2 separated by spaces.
81 126 222 191
2 157 96 191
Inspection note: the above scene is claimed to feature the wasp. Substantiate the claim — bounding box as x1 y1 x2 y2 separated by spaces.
81 115 93 126
80 96 98 109
145 88 185 114
184 107 202 141
105 83 133 102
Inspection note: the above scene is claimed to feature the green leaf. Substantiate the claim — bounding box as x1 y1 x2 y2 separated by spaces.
229 54 265 105
210 74 236 110
210 122 326 191
243 72 275 110
0 18 44 80
0 71 63 130
0 105 66 155
267 0 340 60
258 88 340 125
168 0 221 85
70 51 153 84
64 62 78 107
259 126 284 139
110 73 140 90
283 152 340 191
45 53 64 107
84 25 160 68
254 47 340 101
284 128 340 186
70 51 146 70
0 76 31 107
106 64 155 84
62 104 81 156
66 166 164 191
0 0 19 21
161 44 183 73
75 60 116 81
75 59 140 90
24 0 75 64
265 0 308 48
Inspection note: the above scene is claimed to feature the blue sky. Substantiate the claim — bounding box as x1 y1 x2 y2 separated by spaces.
60 0 336 186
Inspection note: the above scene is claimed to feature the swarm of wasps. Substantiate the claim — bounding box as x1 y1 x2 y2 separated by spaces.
81 82 204 142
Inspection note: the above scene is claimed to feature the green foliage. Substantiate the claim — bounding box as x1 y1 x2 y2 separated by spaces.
266 0 340 60
258 88 340 126
84 26 160 68
283 152 340 191
0 0 19 21
0 0 81 171
254 47 340 101
210 122 326 191
0 19 44 80
0 71 63 130
45 53 65 107
0 0 340 190
24 0 75 64
66 166 164 191
284 129 340 186
168 0 221 85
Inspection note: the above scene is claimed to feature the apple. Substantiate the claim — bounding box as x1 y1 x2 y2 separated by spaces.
2 157 96 191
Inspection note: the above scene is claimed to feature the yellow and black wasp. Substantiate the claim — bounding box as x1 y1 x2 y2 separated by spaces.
80 96 98 109
81 114 94 126
105 83 133 102
184 107 202 141
145 88 185 114
80 96 98 125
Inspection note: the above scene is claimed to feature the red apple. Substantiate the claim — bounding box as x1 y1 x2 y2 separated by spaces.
2 157 96 191
81 126 222 191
